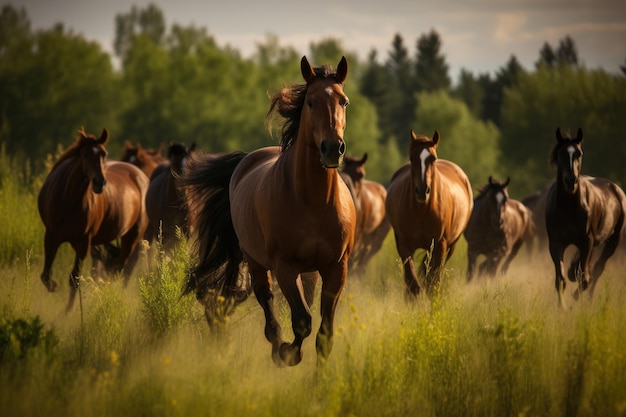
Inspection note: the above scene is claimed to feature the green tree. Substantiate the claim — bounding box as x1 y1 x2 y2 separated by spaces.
386 33 416 148
114 3 166 66
414 30 450 93
0 9 119 163
453 69 484 119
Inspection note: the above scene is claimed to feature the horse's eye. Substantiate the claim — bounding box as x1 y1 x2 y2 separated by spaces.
307 100 313 108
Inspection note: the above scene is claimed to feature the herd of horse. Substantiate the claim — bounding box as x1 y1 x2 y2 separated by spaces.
36 56 626 366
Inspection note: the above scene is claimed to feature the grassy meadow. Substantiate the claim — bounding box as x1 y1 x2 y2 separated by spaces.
1 152 626 417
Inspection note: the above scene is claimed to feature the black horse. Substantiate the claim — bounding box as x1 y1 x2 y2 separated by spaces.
545 128 626 308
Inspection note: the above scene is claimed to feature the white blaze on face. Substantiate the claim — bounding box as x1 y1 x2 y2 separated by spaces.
419 148 430 182
496 191 504 206
567 145 575 169
325 86 333 97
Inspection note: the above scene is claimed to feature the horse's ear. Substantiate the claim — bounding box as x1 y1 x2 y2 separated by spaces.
410 129 417 141
189 142 197 153
576 128 583 144
361 152 368 165
503 177 511 188
335 56 348 84
124 140 132 149
556 127 564 142
99 128 109 145
301 56 316 83
489 175 494 185
432 130 440 146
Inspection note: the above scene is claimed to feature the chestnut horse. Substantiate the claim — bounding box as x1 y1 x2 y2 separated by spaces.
38 128 149 312
464 176 533 281
145 142 196 251
120 141 164 177
340 153 390 273
546 128 626 308
182 56 355 367
386 130 473 297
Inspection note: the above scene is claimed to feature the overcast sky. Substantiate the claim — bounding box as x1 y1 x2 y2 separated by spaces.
6 0 626 81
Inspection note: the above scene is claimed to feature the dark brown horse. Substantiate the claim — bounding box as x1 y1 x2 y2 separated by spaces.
464 176 533 281
182 56 355 366
38 128 149 312
386 130 473 297
340 153 390 273
120 141 164 177
145 142 196 251
546 128 626 308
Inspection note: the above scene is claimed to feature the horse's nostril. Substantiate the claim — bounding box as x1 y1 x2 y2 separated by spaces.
338 142 346 155
320 141 328 155
426 186 431 195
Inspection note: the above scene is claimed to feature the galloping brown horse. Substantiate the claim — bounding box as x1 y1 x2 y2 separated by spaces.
38 128 149 312
182 56 355 367
464 176 533 281
340 153 390 273
546 128 626 308
120 141 164 177
145 142 196 250
386 130 473 297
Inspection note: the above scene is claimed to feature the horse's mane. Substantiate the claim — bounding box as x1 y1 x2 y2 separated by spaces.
50 128 96 172
266 64 338 151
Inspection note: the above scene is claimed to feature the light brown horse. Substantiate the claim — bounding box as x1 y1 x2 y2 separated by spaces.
546 128 626 308
386 130 473 297
120 141 164 177
340 153 390 273
182 56 355 367
38 128 149 312
464 176 533 281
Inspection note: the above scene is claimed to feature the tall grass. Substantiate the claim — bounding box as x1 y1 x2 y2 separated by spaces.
2 158 626 417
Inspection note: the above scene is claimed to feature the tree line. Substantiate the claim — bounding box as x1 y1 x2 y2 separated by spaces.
1 4 625 197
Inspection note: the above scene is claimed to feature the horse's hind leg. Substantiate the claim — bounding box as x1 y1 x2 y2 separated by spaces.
588 232 621 297
501 240 524 276
118 229 143 286
249 262 285 367
316 259 348 365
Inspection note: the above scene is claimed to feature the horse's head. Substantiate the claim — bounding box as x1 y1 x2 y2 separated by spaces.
551 128 583 194
409 130 439 203
484 176 510 228
342 153 367 184
168 142 196 175
300 56 349 168
78 128 108 193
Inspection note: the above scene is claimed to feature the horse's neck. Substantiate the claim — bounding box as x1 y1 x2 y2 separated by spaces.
55 158 91 205
289 138 338 204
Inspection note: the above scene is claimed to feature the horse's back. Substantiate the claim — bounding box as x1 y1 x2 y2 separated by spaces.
435 159 474 236
361 179 388 233
586 176 626 237
93 161 149 241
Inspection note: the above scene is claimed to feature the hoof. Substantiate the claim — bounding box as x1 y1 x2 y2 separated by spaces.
279 342 302 367
42 278 58 292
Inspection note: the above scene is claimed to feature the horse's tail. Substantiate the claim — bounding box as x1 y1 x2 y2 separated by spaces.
179 151 249 304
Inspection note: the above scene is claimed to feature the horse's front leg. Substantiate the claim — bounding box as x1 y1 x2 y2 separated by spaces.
67 241 88 313
249 261 285 367
549 241 567 309
425 240 447 296
316 259 348 365
41 230 60 292
274 264 312 367
395 233 420 298
573 238 593 301
466 248 478 282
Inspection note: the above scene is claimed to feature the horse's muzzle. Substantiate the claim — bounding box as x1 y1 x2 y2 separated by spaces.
320 139 346 168
563 176 578 194
414 185 430 203
92 177 106 194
